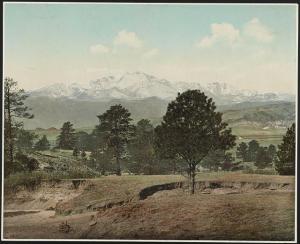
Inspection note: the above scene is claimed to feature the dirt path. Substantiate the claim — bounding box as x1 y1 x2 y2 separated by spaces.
4 210 98 239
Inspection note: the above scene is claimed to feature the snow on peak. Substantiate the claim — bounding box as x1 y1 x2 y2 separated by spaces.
29 72 295 104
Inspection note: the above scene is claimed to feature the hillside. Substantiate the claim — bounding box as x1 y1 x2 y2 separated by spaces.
23 96 169 129
23 96 295 130
221 102 295 127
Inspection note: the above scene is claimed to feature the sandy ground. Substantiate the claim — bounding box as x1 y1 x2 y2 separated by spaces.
4 181 88 211
3 188 295 241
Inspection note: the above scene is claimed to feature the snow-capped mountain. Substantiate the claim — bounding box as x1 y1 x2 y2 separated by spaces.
29 72 295 104
30 82 90 99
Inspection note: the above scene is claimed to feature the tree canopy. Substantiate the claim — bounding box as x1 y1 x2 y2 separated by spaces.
56 121 76 150
4 77 34 176
155 90 236 194
35 135 50 151
275 123 295 175
94 104 134 176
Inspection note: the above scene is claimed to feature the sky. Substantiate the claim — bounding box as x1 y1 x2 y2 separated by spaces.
3 3 298 93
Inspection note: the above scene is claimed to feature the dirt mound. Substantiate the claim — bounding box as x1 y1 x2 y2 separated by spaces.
4 180 90 211
138 180 294 200
84 190 295 240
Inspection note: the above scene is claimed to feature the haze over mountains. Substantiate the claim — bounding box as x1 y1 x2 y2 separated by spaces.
24 72 295 129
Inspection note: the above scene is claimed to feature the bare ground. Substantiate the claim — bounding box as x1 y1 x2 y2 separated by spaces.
3 174 295 241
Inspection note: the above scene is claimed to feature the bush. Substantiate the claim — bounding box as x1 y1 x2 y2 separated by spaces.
5 171 43 192
4 167 100 194
15 152 39 172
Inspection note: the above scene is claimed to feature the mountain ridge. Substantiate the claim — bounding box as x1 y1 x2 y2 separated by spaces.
22 96 295 130
29 72 295 105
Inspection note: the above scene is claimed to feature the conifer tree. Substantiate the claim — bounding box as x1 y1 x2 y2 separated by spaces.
95 104 134 176
275 123 295 175
155 90 236 194
35 135 50 151
56 121 76 150
4 77 34 176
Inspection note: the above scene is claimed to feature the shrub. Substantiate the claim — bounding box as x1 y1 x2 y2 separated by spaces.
5 171 43 192
15 152 39 172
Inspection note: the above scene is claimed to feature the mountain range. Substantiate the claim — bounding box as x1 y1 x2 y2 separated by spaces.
29 72 295 105
24 72 295 129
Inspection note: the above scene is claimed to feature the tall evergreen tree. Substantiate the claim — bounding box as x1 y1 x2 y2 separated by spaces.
75 131 95 151
35 135 50 151
236 142 248 161
267 144 277 163
95 104 134 176
255 146 272 169
129 119 157 174
15 129 38 153
248 140 260 162
56 121 76 149
275 123 295 175
155 90 236 194
4 77 34 176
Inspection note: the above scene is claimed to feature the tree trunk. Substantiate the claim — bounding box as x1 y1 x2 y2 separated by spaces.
116 155 121 176
5 88 14 176
187 164 191 190
190 164 196 195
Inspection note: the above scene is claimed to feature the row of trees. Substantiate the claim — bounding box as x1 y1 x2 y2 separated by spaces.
56 90 237 193
236 140 277 168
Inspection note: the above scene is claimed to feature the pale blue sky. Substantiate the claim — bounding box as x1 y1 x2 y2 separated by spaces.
4 3 298 93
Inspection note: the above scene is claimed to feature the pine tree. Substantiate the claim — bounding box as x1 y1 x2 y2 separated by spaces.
35 135 50 151
95 104 134 176
128 119 156 174
267 144 277 163
4 77 34 176
248 140 260 162
56 121 76 150
236 142 248 161
255 146 272 169
155 90 236 194
275 123 295 175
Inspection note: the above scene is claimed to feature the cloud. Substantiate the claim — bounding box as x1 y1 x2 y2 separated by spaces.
89 44 110 54
196 23 240 48
195 18 273 48
243 18 274 43
113 30 143 48
143 48 159 58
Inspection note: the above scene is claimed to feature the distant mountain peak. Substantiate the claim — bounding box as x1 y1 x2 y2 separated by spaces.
29 72 295 104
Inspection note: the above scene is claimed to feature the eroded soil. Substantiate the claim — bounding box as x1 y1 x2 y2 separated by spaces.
3 175 295 241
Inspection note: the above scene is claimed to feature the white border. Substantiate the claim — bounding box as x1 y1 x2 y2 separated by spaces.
294 4 298 243
1 2 298 243
2 2 300 5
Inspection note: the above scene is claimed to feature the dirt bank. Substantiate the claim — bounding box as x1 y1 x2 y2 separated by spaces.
4 190 295 240
3 174 295 240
